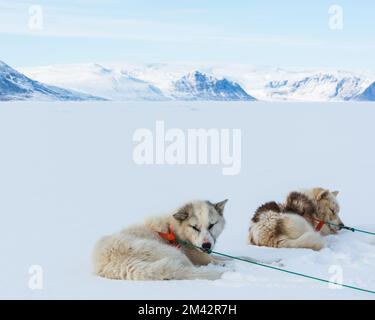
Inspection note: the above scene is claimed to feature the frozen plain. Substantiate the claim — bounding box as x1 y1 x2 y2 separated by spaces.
0 101 374 299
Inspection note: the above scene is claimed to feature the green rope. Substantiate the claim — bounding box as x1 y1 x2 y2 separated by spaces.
324 221 375 236
176 239 375 295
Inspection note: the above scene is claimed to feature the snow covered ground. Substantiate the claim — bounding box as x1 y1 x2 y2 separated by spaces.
0 101 374 299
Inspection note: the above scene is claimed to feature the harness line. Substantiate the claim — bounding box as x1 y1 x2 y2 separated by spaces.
320 220 375 236
156 222 375 295
174 238 375 295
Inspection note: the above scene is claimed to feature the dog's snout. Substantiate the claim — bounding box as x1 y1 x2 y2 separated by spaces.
202 242 212 250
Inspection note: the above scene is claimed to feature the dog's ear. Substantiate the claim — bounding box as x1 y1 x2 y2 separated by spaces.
313 188 330 201
214 199 228 215
173 203 192 222
332 191 339 197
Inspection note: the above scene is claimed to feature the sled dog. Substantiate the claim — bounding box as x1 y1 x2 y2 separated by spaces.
93 199 228 280
248 188 343 250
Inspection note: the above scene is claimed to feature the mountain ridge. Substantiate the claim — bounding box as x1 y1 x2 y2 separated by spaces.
170 71 256 101
0 60 105 101
14 61 375 102
356 82 375 101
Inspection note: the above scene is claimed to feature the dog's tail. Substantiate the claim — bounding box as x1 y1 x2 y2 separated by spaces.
284 192 316 216
251 201 282 223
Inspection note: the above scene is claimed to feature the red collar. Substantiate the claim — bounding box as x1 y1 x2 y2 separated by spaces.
157 225 181 248
308 216 325 232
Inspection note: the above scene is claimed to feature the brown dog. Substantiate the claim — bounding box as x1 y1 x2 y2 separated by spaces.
248 188 343 250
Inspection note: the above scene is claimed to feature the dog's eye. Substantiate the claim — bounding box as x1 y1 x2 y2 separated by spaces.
208 223 216 230
190 225 200 232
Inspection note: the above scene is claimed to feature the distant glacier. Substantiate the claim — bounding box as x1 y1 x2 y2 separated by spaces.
1 60 375 102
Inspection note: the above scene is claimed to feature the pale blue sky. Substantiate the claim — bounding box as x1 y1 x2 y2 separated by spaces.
0 0 374 69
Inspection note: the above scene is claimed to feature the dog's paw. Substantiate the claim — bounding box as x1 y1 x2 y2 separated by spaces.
211 259 227 267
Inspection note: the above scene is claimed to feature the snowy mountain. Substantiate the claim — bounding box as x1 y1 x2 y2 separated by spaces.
20 64 254 101
171 71 256 101
208 66 373 102
19 62 375 102
356 82 375 101
20 63 167 101
263 73 366 101
0 60 104 101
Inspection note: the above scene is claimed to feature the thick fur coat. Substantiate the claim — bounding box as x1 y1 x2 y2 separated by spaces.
248 188 343 250
93 200 228 280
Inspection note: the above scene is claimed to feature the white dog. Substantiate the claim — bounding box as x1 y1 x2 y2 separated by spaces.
93 200 228 280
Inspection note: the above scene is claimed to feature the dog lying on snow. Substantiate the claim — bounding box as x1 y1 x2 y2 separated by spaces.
248 188 344 250
93 200 229 280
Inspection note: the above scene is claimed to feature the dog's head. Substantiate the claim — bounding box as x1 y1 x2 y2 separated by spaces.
312 188 343 235
172 199 228 252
